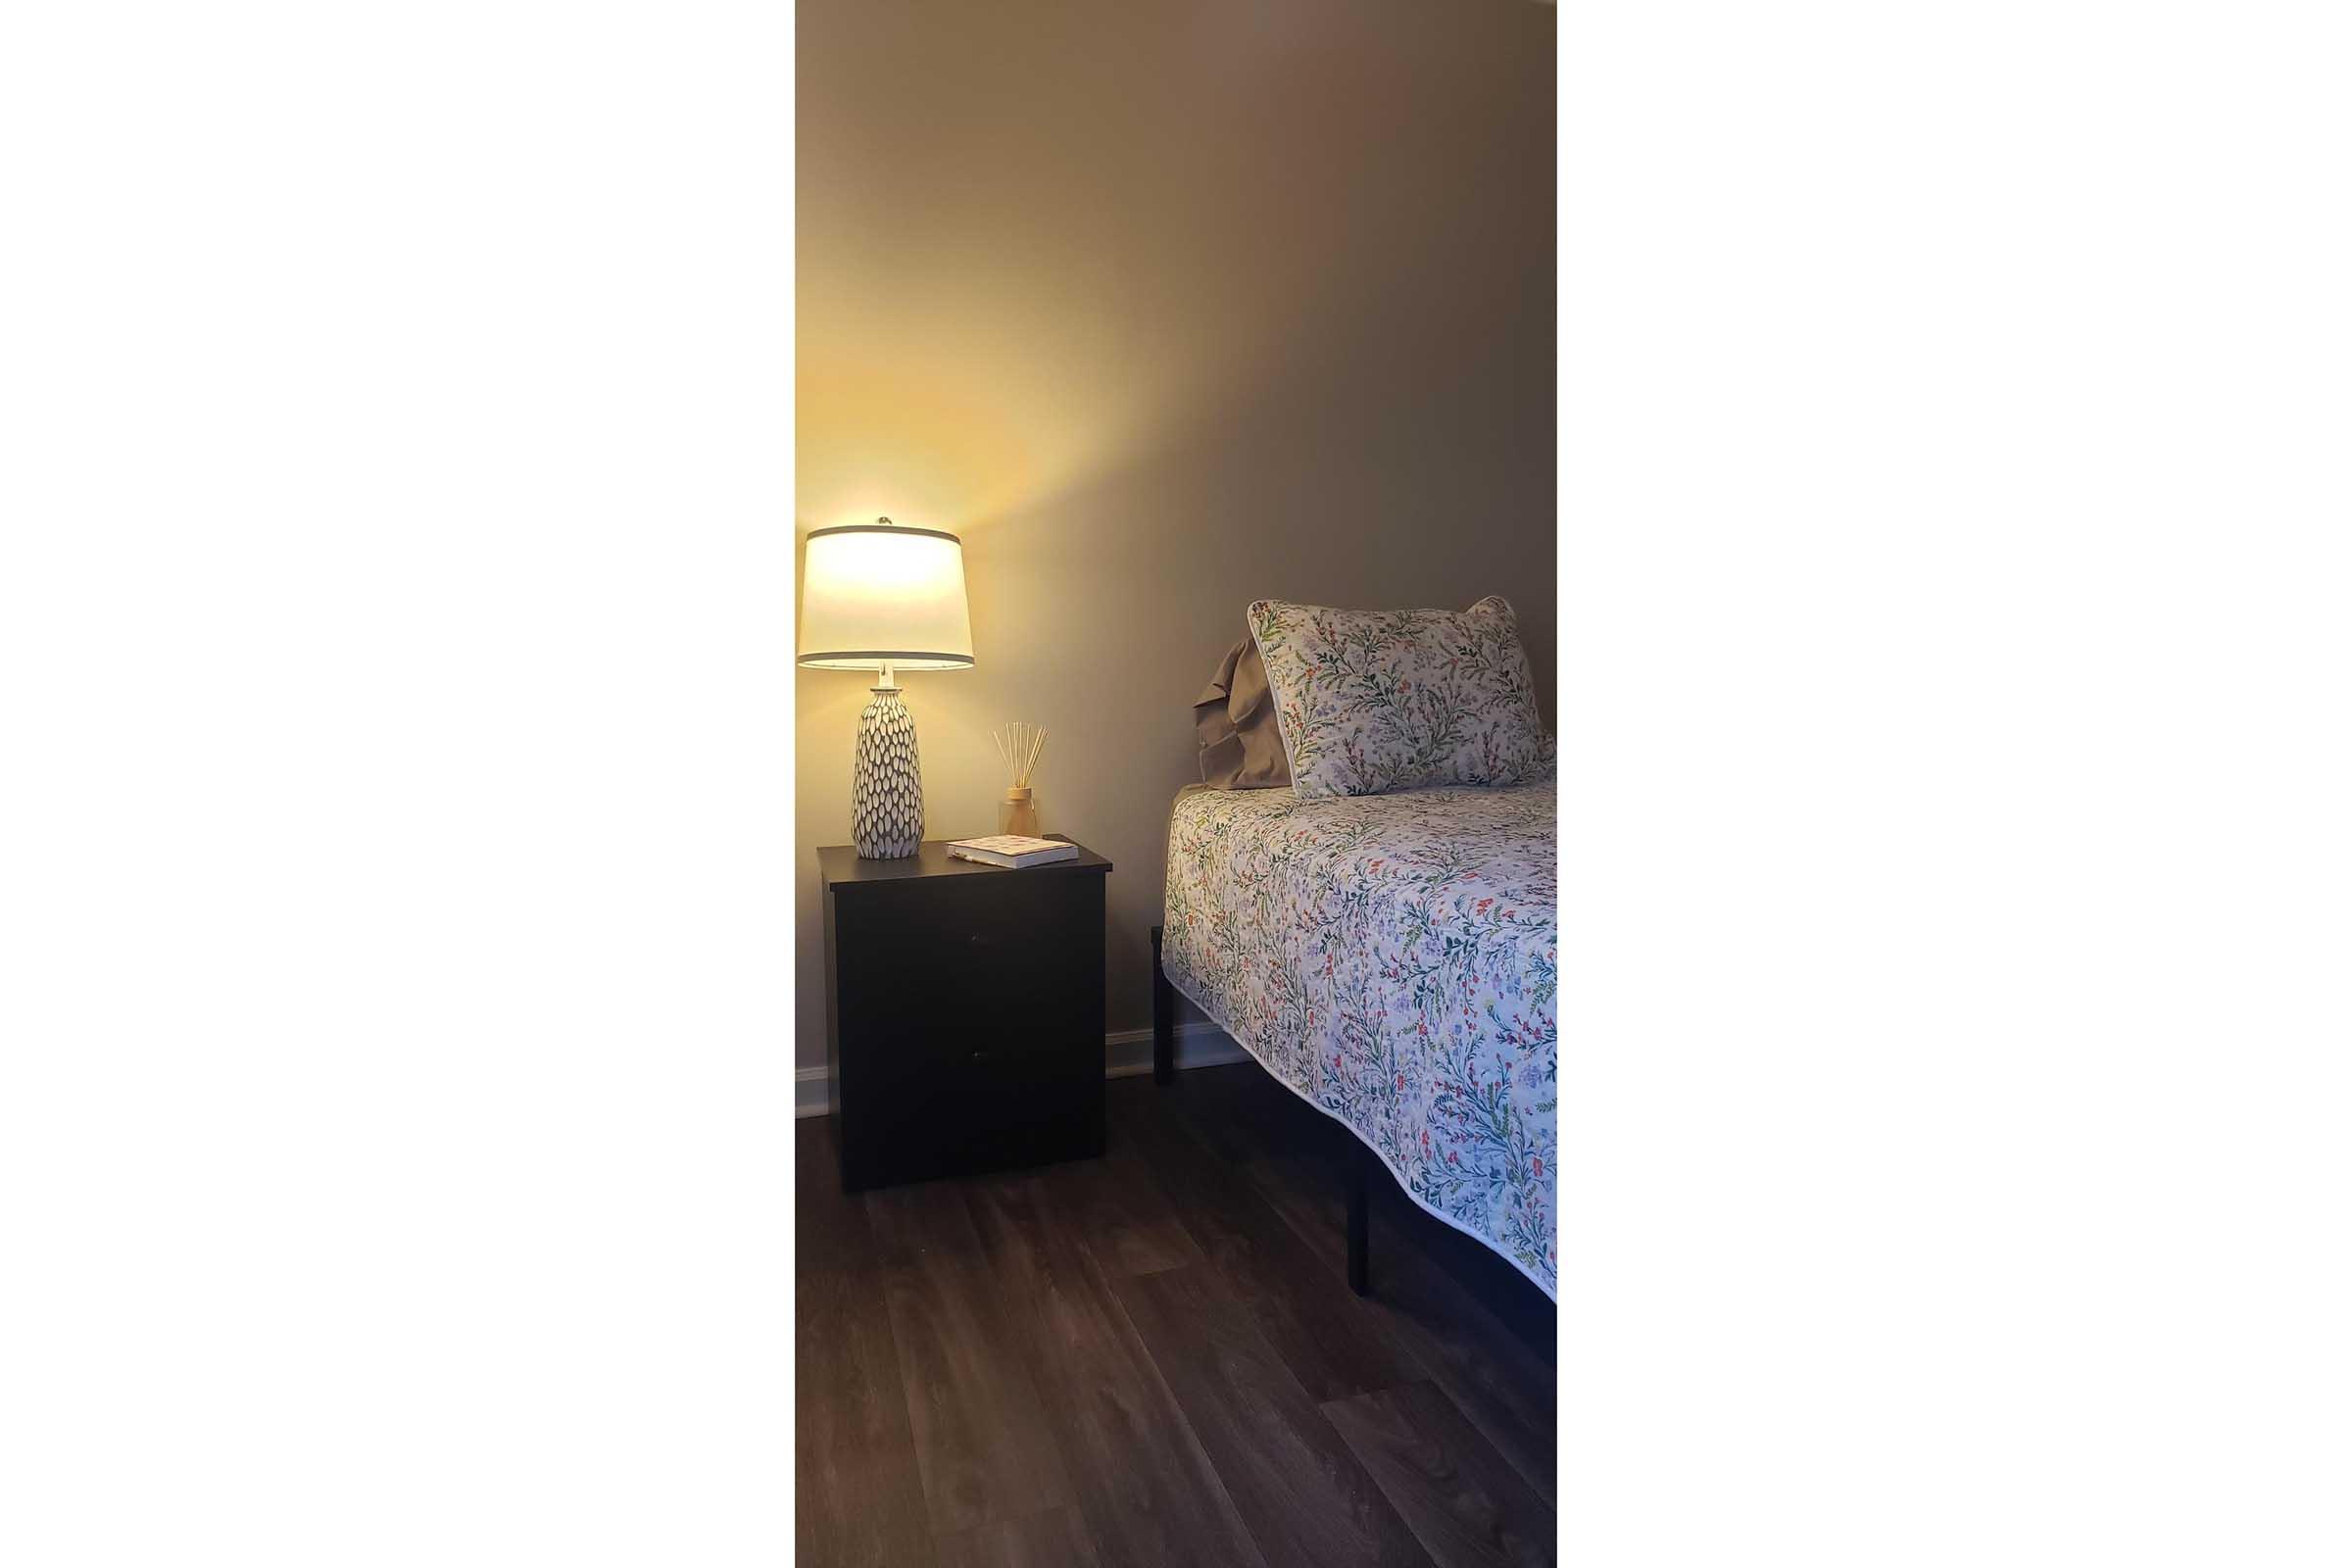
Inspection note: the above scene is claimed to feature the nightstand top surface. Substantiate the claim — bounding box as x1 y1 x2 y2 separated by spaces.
818 835 1111 891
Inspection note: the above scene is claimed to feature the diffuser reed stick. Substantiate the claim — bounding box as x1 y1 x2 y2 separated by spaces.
992 721 1048 788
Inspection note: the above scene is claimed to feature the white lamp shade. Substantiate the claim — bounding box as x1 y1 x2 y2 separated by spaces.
797 521 975 671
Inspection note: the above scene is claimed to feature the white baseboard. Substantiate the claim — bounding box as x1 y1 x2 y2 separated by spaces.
794 1021 1249 1118
1105 1019 1252 1080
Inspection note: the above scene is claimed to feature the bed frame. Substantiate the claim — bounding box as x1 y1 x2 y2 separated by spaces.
1151 924 1376 1297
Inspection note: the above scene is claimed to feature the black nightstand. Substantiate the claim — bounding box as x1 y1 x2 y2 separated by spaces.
817 836 1112 1191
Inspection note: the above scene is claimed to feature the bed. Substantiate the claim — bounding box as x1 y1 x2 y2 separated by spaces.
1152 779 1557 1300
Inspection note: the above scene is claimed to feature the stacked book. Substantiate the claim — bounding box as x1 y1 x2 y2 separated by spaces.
945 834 1080 868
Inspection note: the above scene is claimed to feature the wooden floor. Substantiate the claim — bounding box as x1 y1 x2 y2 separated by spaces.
798 1063 1556 1567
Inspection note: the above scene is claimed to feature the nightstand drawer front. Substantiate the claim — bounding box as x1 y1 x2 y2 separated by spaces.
882 873 1097 995
831 878 1097 1053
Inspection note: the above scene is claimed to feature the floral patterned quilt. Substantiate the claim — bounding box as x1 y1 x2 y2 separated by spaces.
1161 781 1557 1298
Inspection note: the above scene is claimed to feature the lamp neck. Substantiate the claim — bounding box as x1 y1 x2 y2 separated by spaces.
870 660 900 693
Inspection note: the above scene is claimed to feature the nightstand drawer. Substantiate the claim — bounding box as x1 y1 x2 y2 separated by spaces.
954 1024 1100 1167
833 879 1098 1055
884 874 1082 1000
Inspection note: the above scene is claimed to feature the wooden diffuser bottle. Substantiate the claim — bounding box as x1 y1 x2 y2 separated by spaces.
993 721 1046 836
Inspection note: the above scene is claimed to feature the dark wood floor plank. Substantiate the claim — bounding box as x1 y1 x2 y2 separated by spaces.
933 1505 1103 1568
962 1169 1267 1568
1153 1068 1555 1504
1112 1263 1436 1568
795 1123 940 1568
1322 1381 1555 1568
1079 1118 1209 1277
1153 1059 1353 1170
798 1114 868 1267
866 1177 1079 1539
1249 1145 1557 1503
1118 1081 1426 1403
1173 1068 1551 1361
803 1068 1558 1565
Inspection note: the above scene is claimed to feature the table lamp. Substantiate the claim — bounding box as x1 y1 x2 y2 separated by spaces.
798 517 974 858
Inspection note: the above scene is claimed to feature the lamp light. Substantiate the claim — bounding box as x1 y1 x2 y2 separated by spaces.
798 517 974 858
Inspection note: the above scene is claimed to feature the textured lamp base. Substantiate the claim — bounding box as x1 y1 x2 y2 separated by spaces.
853 686 924 858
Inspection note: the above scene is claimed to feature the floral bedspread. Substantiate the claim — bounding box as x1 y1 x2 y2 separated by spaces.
1161 782 1557 1298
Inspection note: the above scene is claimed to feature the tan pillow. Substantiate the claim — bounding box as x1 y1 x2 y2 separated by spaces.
1193 638 1293 789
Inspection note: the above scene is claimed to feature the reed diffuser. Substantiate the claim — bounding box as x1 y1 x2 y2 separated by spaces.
991 721 1048 836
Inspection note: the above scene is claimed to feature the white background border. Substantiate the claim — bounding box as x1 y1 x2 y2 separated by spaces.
6 1 2349 1561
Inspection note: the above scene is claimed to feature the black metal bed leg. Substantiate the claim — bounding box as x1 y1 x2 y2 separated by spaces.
1347 1141 1371 1297
1151 925 1174 1085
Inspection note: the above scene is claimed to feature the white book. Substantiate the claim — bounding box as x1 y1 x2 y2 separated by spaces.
946 834 1081 868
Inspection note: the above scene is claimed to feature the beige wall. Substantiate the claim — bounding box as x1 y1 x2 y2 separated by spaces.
797 0 1555 1064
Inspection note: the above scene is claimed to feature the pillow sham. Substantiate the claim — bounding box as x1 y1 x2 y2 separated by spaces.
1192 638 1292 789
1247 594 1552 799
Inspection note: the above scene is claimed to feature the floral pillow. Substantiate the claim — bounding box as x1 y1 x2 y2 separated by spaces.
1247 594 1554 799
